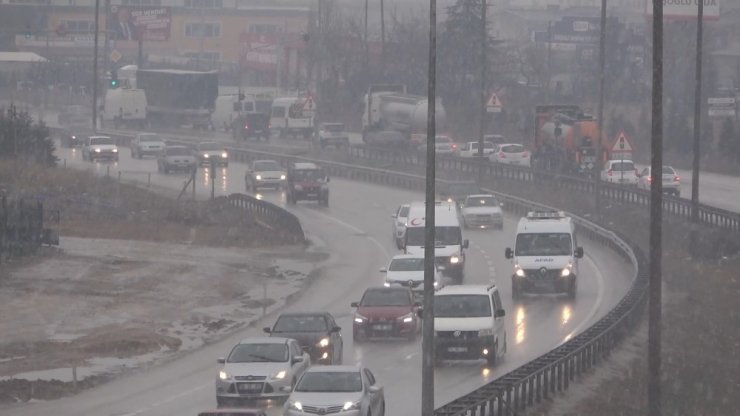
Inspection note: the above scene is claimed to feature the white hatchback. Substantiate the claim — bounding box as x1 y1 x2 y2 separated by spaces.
381 254 443 294
490 143 531 167
601 160 638 185
637 165 681 196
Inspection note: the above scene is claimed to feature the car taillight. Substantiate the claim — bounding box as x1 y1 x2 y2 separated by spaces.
635 169 639 176
647 175 652 183
452 143 457 149
607 169 613 176
499 152 506 158
244 123 250 130
522 151 529 157
674 175 680 182
268 122 272 129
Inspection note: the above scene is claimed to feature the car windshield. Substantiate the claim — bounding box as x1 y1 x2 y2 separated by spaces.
227 343 288 363
610 161 635 171
435 295 491 318
253 161 281 171
90 137 114 145
166 147 190 156
324 123 345 132
295 372 363 392
361 289 411 306
273 315 328 332
199 142 220 151
405 226 461 246
515 233 573 256
501 144 526 153
292 169 323 181
465 196 498 207
139 134 161 142
388 258 424 272
398 206 410 217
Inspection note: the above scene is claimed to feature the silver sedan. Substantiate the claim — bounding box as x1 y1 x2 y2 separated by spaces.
284 366 385 416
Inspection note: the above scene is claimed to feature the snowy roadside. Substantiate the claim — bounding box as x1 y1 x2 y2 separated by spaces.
0 236 327 403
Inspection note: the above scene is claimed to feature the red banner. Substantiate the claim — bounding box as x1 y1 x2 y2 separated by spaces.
239 33 278 71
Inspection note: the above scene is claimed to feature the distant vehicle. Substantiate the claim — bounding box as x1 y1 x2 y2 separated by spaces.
433 284 507 366
59 129 86 148
284 366 385 416
264 312 343 365
600 159 638 185
197 410 266 416
270 96 314 139
58 105 90 127
286 162 330 206
391 203 410 249
461 194 504 229
419 135 456 155
215 337 310 407
490 143 531 167
211 94 258 131
504 211 583 299
195 141 229 167
130 133 165 158
637 166 680 196
484 134 506 144
457 141 495 158
351 286 420 341
245 159 286 191
157 146 197 174
101 88 147 129
436 180 480 206
232 112 271 141
315 122 350 149
82 135 118 162
381 254 442 296
136 69 218 129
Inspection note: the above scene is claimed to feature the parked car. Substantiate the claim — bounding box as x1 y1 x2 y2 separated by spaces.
284 366 385 416
82 135 118 162
600 159 638 185
286 162 330 206
490 143 531 167
637 165 681 196
215 337 310 407
157 146 197 174
457 141 495 158
461 194 504 229
264 312 343 364
351 287 420 341
232 112 271 141
315 122 350 149
392 204 410 249
195 141 229 167
130 133 165 158
245 159 286 191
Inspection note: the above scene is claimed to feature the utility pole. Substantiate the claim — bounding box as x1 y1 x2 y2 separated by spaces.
594 0 607 215
648 0 664 415
477 0 487 182
691 0 704 223
380 0 386 75
421 0 437 415
546 21 552 102
92 0 101 131
103 0 110 79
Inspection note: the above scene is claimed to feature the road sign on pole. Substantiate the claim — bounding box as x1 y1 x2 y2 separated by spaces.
486 91 502 113
110 49 122 63
302 94 316 116
609 130 633 160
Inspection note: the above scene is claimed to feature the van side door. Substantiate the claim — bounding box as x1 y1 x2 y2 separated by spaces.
491 289 506 354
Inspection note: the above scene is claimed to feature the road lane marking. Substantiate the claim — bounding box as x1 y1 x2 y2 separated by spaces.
118 382 210 416
560 253 605 345
302 208 391 261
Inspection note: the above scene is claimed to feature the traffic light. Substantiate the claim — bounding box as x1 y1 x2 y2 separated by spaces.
24 24 32 39
109 69 119 88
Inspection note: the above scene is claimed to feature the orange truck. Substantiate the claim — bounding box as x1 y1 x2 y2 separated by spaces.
533 105 610 175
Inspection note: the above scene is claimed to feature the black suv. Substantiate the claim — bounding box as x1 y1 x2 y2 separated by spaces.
232 113 271 141
286 162 330 206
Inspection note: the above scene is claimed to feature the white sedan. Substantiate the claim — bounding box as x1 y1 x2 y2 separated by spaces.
637 165 681 196
392 204 410 249
490 143 531 167
601 160 638 185
381 254 443 295
461 194 504 229
457 141 495 158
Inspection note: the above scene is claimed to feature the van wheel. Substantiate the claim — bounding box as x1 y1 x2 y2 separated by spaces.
486 342 498 366
567 280 576 300
512 277 521 300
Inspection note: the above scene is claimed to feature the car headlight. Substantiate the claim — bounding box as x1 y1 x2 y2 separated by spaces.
289 401 303 411
255 174 262 180
354 313 366 324
383 281 391 287
479 328 495 336
399 312 414 323
204 153 209 158
218 370 231 380
343 401 361 411
515 266 526 277
272 370 287 379
112 148 118 152
561 266 572 277
433 281 438 287
450 256 460 264
280 174 286 180
221 152 228 158
94 148 101 153
318 337 330 347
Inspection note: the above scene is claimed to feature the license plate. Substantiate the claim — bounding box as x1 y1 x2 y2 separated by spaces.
448 346 467 353
238 382 262 393
373 324 392 331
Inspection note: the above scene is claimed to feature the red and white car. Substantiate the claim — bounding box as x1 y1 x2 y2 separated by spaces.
637 165 681 196
351 287 420 341
489 143 531 167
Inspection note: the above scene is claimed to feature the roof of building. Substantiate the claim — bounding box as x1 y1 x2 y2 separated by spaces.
0 52 48 63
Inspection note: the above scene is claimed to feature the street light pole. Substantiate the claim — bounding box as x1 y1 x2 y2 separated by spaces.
477 0 487 162
691 0 704 223
92 0 101 131
595 0 607 215
421 0 437 414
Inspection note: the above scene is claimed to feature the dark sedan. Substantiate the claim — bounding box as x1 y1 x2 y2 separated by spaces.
264 312 343 364
352 287 420 342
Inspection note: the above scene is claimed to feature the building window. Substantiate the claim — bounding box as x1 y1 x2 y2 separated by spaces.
248 24 281 34
9 0 50 4
184 22 221 38
183 51 220 62
121 0 162 5
184 0 222 9
61 20 94 32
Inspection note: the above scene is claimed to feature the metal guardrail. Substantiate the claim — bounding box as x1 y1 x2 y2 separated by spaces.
223 193 305 244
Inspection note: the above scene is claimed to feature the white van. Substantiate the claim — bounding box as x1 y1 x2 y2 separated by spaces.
270 97 314 139
101 88 147 129
504 211 584 299
211 94 257 131
404 201 469 281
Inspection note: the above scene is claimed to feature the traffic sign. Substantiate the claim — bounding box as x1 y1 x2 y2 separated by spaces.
486 91 502 113
610 131 633 153
110 49 122 63
708 97 736 118
302 95 316 116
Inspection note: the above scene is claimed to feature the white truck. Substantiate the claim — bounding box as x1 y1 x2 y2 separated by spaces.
362 84 447 146
270 96 315 139
101 88 147 129
211 94 259 131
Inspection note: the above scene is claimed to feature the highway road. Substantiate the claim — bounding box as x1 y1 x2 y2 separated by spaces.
5 141 635 416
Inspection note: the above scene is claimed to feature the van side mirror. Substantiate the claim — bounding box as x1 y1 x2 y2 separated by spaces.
351 301 359 308
575 247 584 258
413 301 422 308
379 267 388 273
217 357 225 364
505 248 513 259
292 356 304 364
463 239 469 249
495 309 506 318
416 308 424 318
331 326 341 333
263 327 272 334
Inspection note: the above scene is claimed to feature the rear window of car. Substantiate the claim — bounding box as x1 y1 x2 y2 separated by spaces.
661 166 676 175
611 161 635 171
501 144 525 153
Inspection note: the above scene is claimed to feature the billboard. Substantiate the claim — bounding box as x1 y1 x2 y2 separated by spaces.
645 0 720 21
240 33 278 71
109 5 171 42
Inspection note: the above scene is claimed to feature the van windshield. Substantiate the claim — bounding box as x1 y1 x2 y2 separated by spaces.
435 295 491 318
515 233 572 256
405 226 461 246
